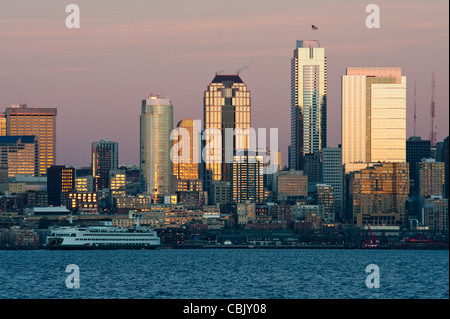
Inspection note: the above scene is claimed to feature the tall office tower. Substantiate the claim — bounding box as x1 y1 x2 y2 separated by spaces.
47 165 75 206
0 136 38 177
0 114 6 136
290 40 327 171
322 147 343 218
140 94 174 196
91 139 118 191
231 151 264 204
173 118 200 181
341 67 406 172
5 104 57 176
303 151 322 192
417 158 445 198
406 136 431 195
348 162 409 228
203 74 251 191
316 184 335 223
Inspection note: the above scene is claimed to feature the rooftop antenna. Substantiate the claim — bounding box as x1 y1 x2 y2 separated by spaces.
414 81 417 137
430 70 437 147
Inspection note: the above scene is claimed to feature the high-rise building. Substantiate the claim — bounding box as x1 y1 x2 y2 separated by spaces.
231 151 264 204
406 136 431 195
47 165 75 207
290 40 327 170
91 139 118 190
140 94 174 196
203 74 251 189
173 118 201 181
348 162 409 228
0 136 38 177
5 104 57 176
341 67 406 171
417 158 445 198
316 183 335 223
322 147 343 218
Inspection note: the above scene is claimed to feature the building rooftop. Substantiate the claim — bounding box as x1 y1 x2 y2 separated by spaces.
211 74 243 84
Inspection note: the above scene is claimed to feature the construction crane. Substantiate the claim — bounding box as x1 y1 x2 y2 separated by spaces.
363 224 380 248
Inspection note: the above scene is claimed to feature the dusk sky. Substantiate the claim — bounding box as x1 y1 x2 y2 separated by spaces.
0 0 448 168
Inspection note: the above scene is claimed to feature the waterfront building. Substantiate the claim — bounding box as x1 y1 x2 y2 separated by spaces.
290 40 327 171
341 67 406 171
140 94 174 196
348 162 409 228
5 104 57 176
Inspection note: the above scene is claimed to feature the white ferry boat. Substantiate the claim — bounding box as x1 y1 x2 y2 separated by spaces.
46 221 160 250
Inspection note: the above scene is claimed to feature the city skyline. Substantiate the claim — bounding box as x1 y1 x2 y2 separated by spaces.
0 0 448 169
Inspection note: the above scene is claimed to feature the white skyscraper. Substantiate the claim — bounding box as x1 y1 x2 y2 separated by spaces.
341 67 407 173
290 40 327 170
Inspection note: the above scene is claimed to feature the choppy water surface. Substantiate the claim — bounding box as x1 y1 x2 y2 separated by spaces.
0 249 448 299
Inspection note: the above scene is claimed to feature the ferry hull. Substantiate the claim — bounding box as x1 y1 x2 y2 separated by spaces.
47 244 159 250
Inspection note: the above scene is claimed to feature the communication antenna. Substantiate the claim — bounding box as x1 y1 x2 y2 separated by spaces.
414 82 417 137
430 70 437 147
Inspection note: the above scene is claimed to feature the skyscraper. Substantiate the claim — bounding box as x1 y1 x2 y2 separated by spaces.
322 147 343 218
5 104 57 176
173 118 201 181
47 165 75 207
406 136 431 195
341 67 406 171
140 94 174 196
231 151 264 204
203 74 251 189
290 40 327 170
91 139 118 190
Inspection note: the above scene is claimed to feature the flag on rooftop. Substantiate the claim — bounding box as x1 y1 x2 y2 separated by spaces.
312 25 318 30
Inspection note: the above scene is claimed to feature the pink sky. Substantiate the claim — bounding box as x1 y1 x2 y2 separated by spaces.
0 0 448 168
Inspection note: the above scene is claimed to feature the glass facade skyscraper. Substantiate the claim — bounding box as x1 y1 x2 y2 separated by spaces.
140 94 174 196
5 104 57 176
341 67 407 171
203 74 251 191
290 40 327 170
